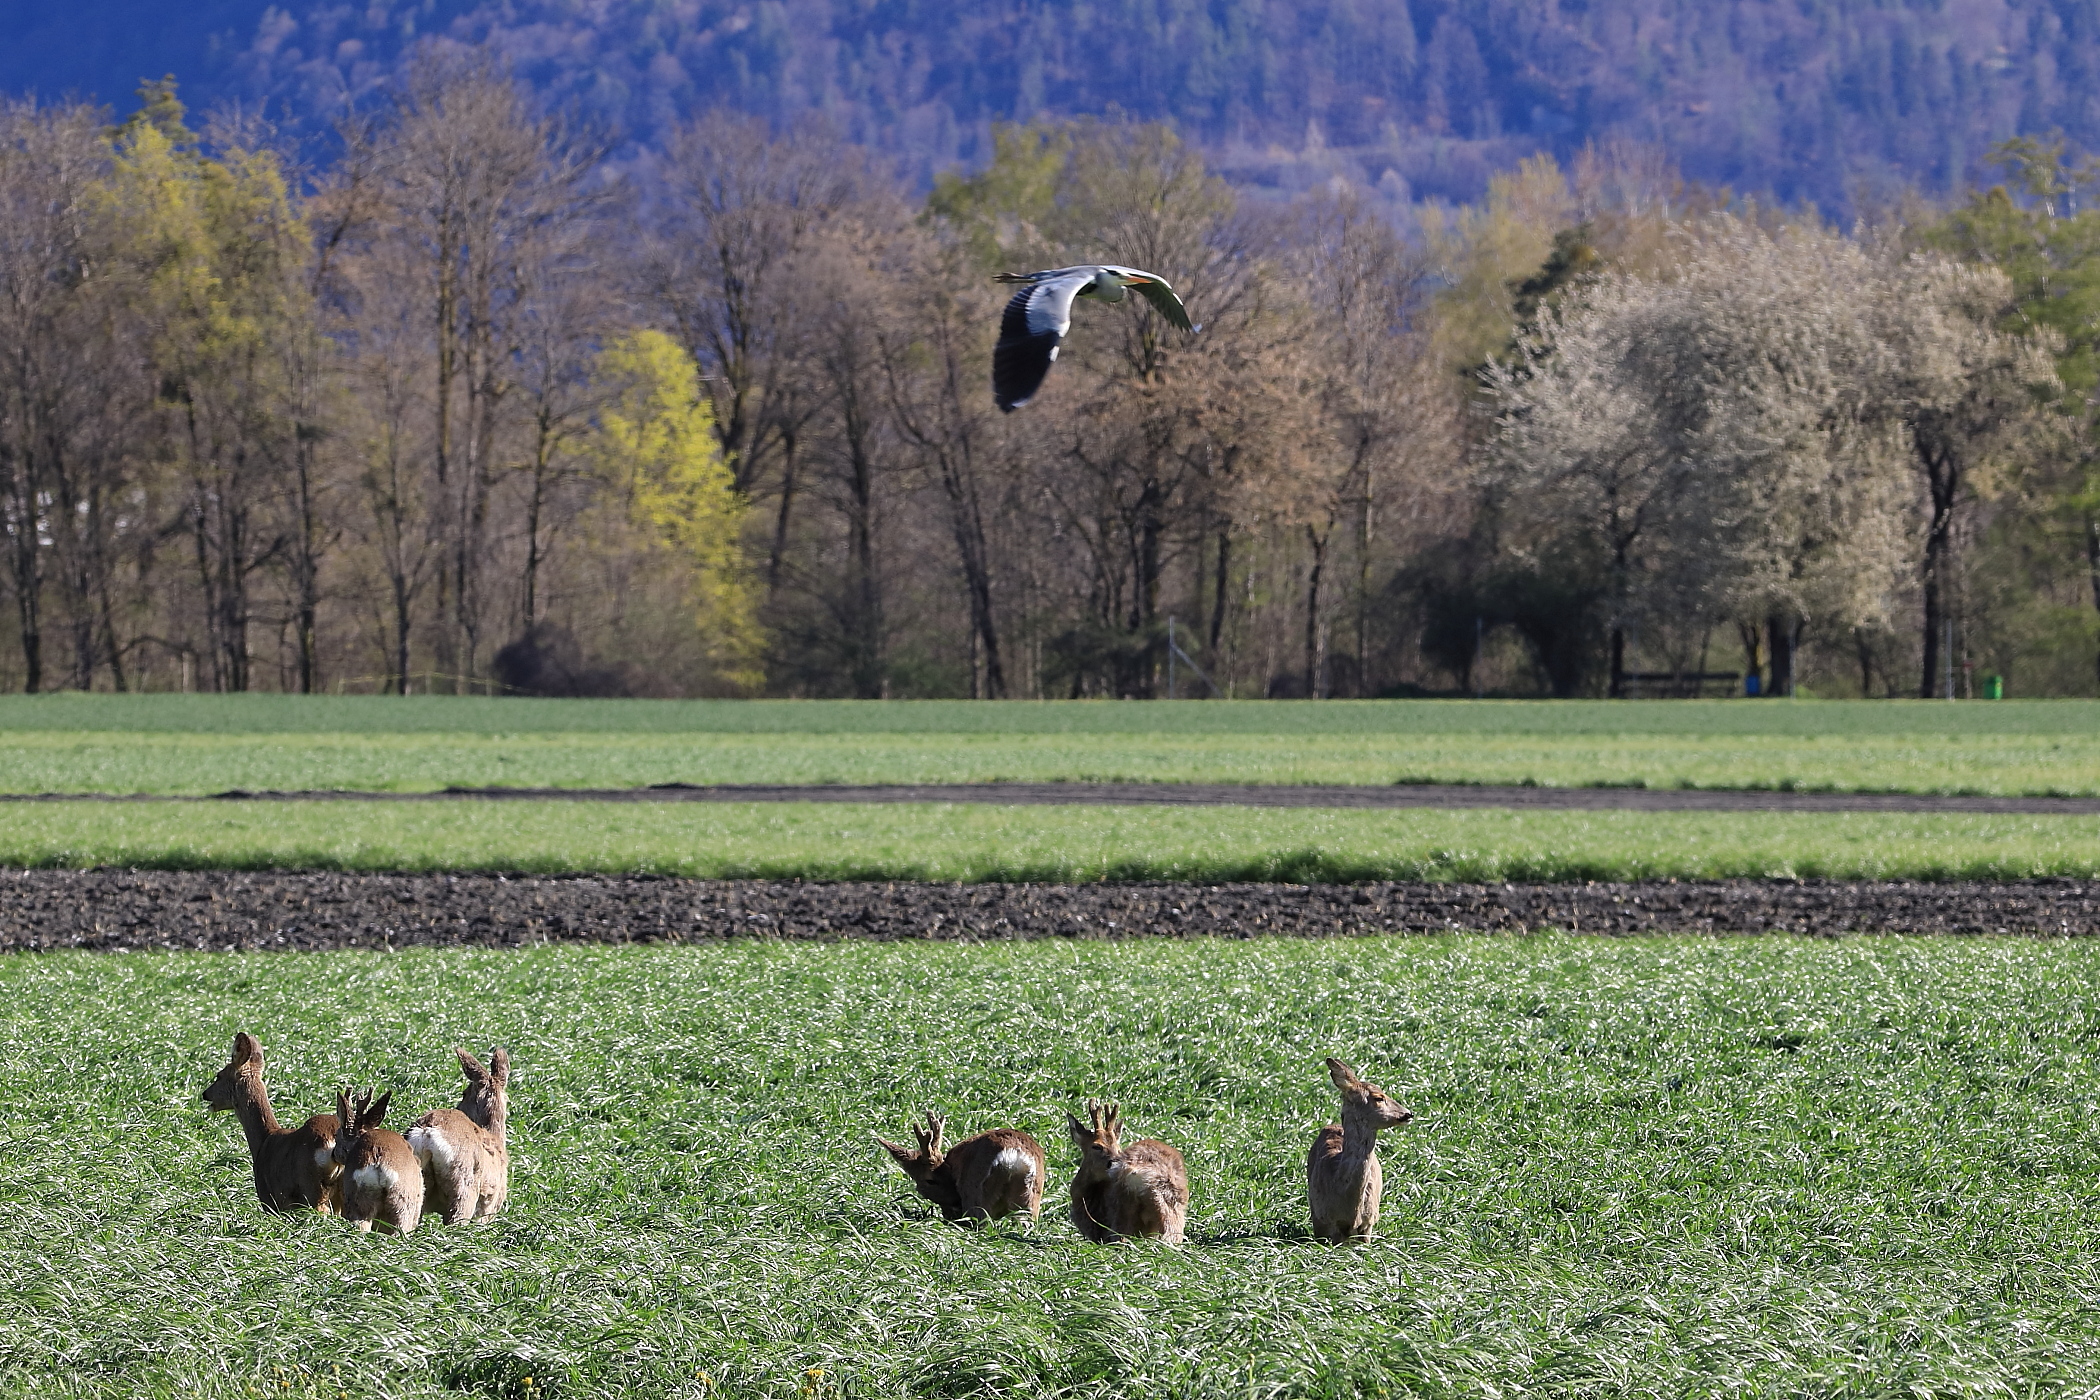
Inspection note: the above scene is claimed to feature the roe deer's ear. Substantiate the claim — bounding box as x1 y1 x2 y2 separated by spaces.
1066 1111 1090 1142
873 1134 917 1165
233 1032 263 1064
367 1091 392 1126
489 1048 510 1087
1326 1057 1364 1091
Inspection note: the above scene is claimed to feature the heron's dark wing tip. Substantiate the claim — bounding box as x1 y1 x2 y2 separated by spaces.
994 328 1061 412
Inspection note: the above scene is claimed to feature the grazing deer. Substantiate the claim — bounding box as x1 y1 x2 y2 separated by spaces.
875 1109 1046 1223
1306 1057 1412 1244
1066 1101 1189 1244
332 1088 426 1234
405 1048 511 1225
199 1032 343 1214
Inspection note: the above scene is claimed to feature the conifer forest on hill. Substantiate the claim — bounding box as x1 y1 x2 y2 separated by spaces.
2 10 2100 702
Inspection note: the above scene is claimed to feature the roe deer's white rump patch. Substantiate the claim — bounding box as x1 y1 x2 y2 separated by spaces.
406 1125 454 1170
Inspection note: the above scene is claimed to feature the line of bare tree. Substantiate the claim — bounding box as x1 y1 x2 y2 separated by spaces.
0 57 2092 698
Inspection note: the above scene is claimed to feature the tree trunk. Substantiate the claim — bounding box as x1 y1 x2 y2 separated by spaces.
391 564 413 696
1354 468 1374 698
1766 613 1794 698
1305 522 1331 699
1608 626 1626 699
2086 514 2100 690
1209 527 1231 657
522 418 551 629
1917 439 1959 699
292 433 322 694
944 483 1005 699
1131 477 1165 699
842 407 883 700
767 431 798 591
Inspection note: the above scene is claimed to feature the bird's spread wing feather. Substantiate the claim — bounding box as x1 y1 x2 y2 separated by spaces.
994 270 1091 413
1131 275 1193 333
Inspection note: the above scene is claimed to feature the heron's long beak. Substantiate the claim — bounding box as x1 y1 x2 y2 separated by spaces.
1123 275 1154 285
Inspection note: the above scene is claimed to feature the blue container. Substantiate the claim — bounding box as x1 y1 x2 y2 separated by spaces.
1744 674 1761 697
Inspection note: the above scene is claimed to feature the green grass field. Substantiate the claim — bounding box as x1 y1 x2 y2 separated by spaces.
6 935 2100 1398
3 695 2099 796
4 799 2100 882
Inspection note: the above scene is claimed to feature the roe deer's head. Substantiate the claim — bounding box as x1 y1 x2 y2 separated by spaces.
201 1032 266 1111
1327 1057 1412 1127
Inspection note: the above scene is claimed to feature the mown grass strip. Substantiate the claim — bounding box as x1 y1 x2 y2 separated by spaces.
7 727 2100 796
5 799 2100 881
4 937 2100 1397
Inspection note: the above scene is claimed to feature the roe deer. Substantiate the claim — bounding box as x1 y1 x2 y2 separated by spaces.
1306 1057 1412 1243
405 1048 511 1225
199 1032 342 1214
875 1109 1045 1223
1066 1101 1188 1244
331 1088 426 1234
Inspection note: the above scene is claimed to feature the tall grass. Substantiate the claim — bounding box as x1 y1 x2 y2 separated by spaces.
3 799 2100 881
5 937 2100 1397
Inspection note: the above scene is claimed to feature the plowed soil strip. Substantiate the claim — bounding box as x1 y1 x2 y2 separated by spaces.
7 870 2098 951
8 781 2100 814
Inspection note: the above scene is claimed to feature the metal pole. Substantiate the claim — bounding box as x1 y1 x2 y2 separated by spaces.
1167 616 1176 701
1944 615 1954 700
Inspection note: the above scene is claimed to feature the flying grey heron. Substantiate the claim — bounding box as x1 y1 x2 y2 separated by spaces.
992 265 1194 412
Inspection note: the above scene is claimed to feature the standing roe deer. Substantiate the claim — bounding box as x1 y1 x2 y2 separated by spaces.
1066 1101 1189 1244
199 1032 342 1214
332 1088 426 1233
1306 1056 1412 1243
405 1048 511 1225
875 1109 1045 1223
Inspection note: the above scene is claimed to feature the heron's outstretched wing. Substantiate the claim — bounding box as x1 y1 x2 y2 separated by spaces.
994 269 1092 413
1130 273 1193 333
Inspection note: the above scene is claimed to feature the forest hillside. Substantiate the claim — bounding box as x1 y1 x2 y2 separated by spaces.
9 0 2100 209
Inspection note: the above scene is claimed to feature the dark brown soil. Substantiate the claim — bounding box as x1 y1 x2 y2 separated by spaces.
7 869 2099 952
10 781 2100 814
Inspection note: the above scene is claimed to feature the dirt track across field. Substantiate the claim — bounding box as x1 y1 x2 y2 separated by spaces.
8 870 2100 952
7 781 2100 815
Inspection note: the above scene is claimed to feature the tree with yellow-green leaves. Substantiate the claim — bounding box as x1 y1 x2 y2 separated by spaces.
105 80 317 692
586 330 763 691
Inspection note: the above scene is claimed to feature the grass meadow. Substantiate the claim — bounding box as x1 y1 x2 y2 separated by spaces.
3 694 2100 796
4 799 2100 882
6 935 2100 1398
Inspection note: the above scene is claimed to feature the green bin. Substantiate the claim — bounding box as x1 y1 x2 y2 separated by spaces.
1984 674 2004 699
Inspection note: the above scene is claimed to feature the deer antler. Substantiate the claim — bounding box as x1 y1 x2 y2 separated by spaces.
922 1109 946 1156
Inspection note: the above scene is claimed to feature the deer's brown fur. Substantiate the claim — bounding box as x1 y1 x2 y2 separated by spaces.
1066 1101 1188 1244
332 1088 426 1234
1306 1056 1412 1243
875 1109 1045 1223
406 1048 511 1225
199 1032 343 1214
